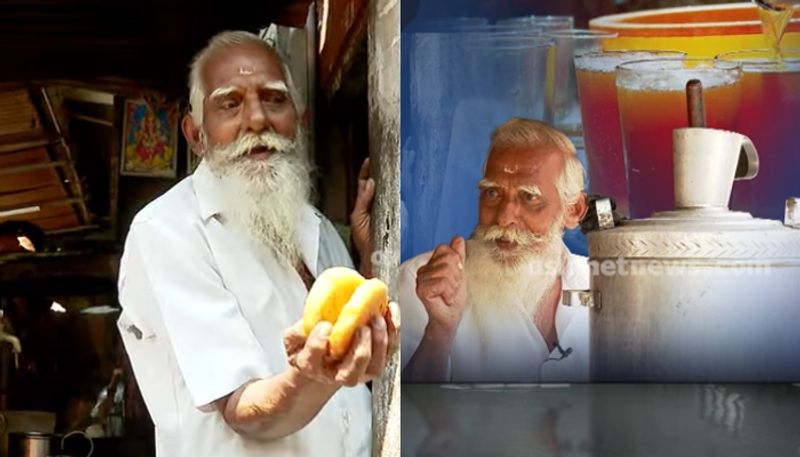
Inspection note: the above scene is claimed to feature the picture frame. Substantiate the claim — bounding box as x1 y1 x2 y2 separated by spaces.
120 99 179 178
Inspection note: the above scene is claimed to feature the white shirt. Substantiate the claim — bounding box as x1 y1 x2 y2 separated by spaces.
117 161 371 457
398 248 591 383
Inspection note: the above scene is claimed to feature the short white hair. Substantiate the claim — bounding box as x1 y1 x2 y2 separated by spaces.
487 118 585 205
188 30 302 126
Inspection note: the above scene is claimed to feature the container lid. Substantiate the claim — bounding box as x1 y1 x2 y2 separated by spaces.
589 3 800 37
588 207 800 260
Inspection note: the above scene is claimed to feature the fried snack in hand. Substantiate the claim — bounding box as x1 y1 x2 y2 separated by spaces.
302 267 390 359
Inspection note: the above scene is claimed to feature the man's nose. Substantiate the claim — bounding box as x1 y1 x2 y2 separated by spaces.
243 95 269 133
495 197 520 228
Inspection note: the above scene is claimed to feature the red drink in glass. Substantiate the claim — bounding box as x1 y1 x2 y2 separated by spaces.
575 51 685 217
616 59 743 219
718 49 800 220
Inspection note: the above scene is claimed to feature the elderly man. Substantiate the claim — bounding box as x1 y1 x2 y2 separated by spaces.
399 118 589 383
117 31 394 456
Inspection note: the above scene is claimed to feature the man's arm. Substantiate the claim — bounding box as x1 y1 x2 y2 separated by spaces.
402 323 457 382
217 316 393 441
217 369 337 441
401 237 467 382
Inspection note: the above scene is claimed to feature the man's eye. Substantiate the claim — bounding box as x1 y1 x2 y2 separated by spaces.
522 191 539 202
220 100 239 110
267 95 289 105
265 93 289 105
484 188 499 198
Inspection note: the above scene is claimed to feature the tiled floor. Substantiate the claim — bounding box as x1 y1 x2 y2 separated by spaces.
402 383 800 457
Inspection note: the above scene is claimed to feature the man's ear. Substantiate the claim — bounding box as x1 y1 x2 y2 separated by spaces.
563 192 589 230
181 114 203 156
298 108 309 129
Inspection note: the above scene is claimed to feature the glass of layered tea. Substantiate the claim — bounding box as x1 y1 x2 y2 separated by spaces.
715 48 800 220
575 50 686 217
615 59 743 218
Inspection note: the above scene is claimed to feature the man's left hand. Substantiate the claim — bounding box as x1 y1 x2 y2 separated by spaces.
351 158 375 277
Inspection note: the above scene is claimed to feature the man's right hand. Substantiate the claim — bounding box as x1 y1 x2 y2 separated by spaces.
415 236 468 339
218 315 393 440
283 311 394 387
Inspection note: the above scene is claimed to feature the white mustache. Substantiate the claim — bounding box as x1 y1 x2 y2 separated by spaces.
212 131 295 162
474 225 546 247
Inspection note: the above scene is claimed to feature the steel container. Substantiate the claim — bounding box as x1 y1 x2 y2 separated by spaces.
577 127 800 381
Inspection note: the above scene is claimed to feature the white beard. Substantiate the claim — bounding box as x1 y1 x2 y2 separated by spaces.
202 128 312 268
465 218 566 334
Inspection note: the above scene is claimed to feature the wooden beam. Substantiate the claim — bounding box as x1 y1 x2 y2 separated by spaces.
0 169 65 194
0 185 67 208
0 135 59 154
318 0 369 96
273 0 314 27
368 0 400 455
0 147 49 167
72 113 114 127
0 197 83 215
0 160 66 176
109 96 121 240
37 87 92 225
46 224 101 235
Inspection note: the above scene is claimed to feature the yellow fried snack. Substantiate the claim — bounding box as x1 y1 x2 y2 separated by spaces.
303 267 365 336
302 268 389 360
329 278 389 359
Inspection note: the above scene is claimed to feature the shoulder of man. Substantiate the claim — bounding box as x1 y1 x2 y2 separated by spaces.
313 206 357 270
397 249 437 370
314 207 345 246
129 176 198 229
563 250 590 291
121 177 209 278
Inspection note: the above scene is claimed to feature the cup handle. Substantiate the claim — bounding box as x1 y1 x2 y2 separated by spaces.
60 430 95 457
734 135 759 180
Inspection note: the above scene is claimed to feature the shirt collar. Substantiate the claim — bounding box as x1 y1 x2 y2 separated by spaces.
191 159 225 221
191 160 322 275
561 246 590 291
555 247 590 339
298 205 321 276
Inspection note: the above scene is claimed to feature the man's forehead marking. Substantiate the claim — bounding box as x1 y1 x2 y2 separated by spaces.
238 66 255 76
494 164 537 175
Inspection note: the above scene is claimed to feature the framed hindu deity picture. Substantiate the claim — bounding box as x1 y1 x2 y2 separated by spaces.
120 99 179 177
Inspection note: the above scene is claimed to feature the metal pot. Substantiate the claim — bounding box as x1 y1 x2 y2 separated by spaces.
571 128 800 381
7 431 92 457
8 432 55 457
0 412 56 457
